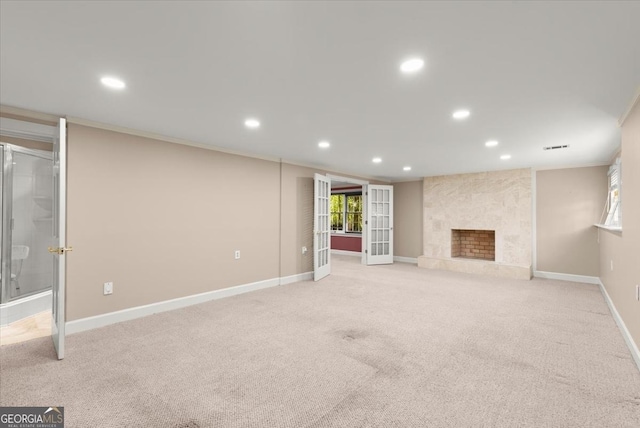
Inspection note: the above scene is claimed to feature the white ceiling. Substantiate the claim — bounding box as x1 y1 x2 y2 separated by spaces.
1 1 639 181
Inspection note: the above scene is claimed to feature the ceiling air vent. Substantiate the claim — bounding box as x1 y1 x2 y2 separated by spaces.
543 144 570 151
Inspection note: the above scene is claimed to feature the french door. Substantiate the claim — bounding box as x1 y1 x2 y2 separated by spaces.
366 185 394 265
313 174 331 281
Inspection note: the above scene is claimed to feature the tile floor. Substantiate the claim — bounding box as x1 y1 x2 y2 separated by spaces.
0 311 51 346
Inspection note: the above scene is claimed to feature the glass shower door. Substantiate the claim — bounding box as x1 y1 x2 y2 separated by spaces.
1 144 9 303
11 148 53 299
0 144 53 303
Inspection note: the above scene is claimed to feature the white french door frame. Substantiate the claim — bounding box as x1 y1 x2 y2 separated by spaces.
313 174 331 281
315 174 395 278
365 184 394 265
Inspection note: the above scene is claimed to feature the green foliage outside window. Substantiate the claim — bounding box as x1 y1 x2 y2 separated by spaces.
331 193 362 232
330 194 344 231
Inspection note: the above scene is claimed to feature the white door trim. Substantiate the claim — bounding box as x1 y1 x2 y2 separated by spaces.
313 174 331 281
51 117 66 360
366 184 394 265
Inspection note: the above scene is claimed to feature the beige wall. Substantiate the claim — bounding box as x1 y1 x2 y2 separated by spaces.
67 124 281 321
599 99 640 348
0 135 53 152
393 181 423 259
536 166 607 276
66 127 387 320
279 163 315 277
0 109 58 126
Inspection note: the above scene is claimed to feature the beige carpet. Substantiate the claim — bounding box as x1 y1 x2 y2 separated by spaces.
1 256 639 427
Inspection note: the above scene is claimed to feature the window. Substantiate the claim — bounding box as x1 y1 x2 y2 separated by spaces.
330 192 362 233
346 194 363 232
604 158 622 227
330 194 344 231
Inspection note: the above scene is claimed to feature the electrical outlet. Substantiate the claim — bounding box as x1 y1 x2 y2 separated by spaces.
103 282 113 295
234 250 241 260
636 285 639 301
302 246 307 255
610 260 613 271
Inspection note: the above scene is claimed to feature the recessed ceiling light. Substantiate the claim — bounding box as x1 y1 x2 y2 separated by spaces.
318 140 330 149
403 166 412 171
500 154 511 160
400 58 424 73
452 109 470 120
372 157 382 163
485 140 499 147
244 118 260 129
100 76 125 89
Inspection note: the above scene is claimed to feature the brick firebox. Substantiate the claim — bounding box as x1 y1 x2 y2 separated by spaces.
451 229 495 261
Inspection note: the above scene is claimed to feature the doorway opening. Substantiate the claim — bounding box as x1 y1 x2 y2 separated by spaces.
0 115 66 360
313 174 394 281
330 180 364 256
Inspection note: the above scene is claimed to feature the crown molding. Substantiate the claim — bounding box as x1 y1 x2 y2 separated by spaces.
619 86 640 127
66 116 282 163
67 116 389 183
532 161 610 172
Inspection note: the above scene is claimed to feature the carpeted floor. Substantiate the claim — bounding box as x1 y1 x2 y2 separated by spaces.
1 255 639 427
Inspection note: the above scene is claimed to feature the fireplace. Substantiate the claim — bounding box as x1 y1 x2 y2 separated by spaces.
451 229 495 261
419 169 532 279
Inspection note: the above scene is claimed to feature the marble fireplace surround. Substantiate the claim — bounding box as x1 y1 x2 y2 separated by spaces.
418 169 532 280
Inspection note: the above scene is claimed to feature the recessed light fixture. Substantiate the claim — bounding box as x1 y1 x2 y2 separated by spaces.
100 76 125 89
452 109 470 120
244 118 260 129
318 140 330 149
485 140 499 147
400 58 424 73
500 154 511 160
403 166 412 171
372 157 382 164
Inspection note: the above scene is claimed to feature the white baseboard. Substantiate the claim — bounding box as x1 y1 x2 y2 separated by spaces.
66 272 312 335
0 290 52 326
331 250 361 257
394 256 418 264
533 270 600 284
598 279 640 373
280 271 313 285
332 251 417 264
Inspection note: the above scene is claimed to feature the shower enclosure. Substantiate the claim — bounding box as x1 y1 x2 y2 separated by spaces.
0 143 54 323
